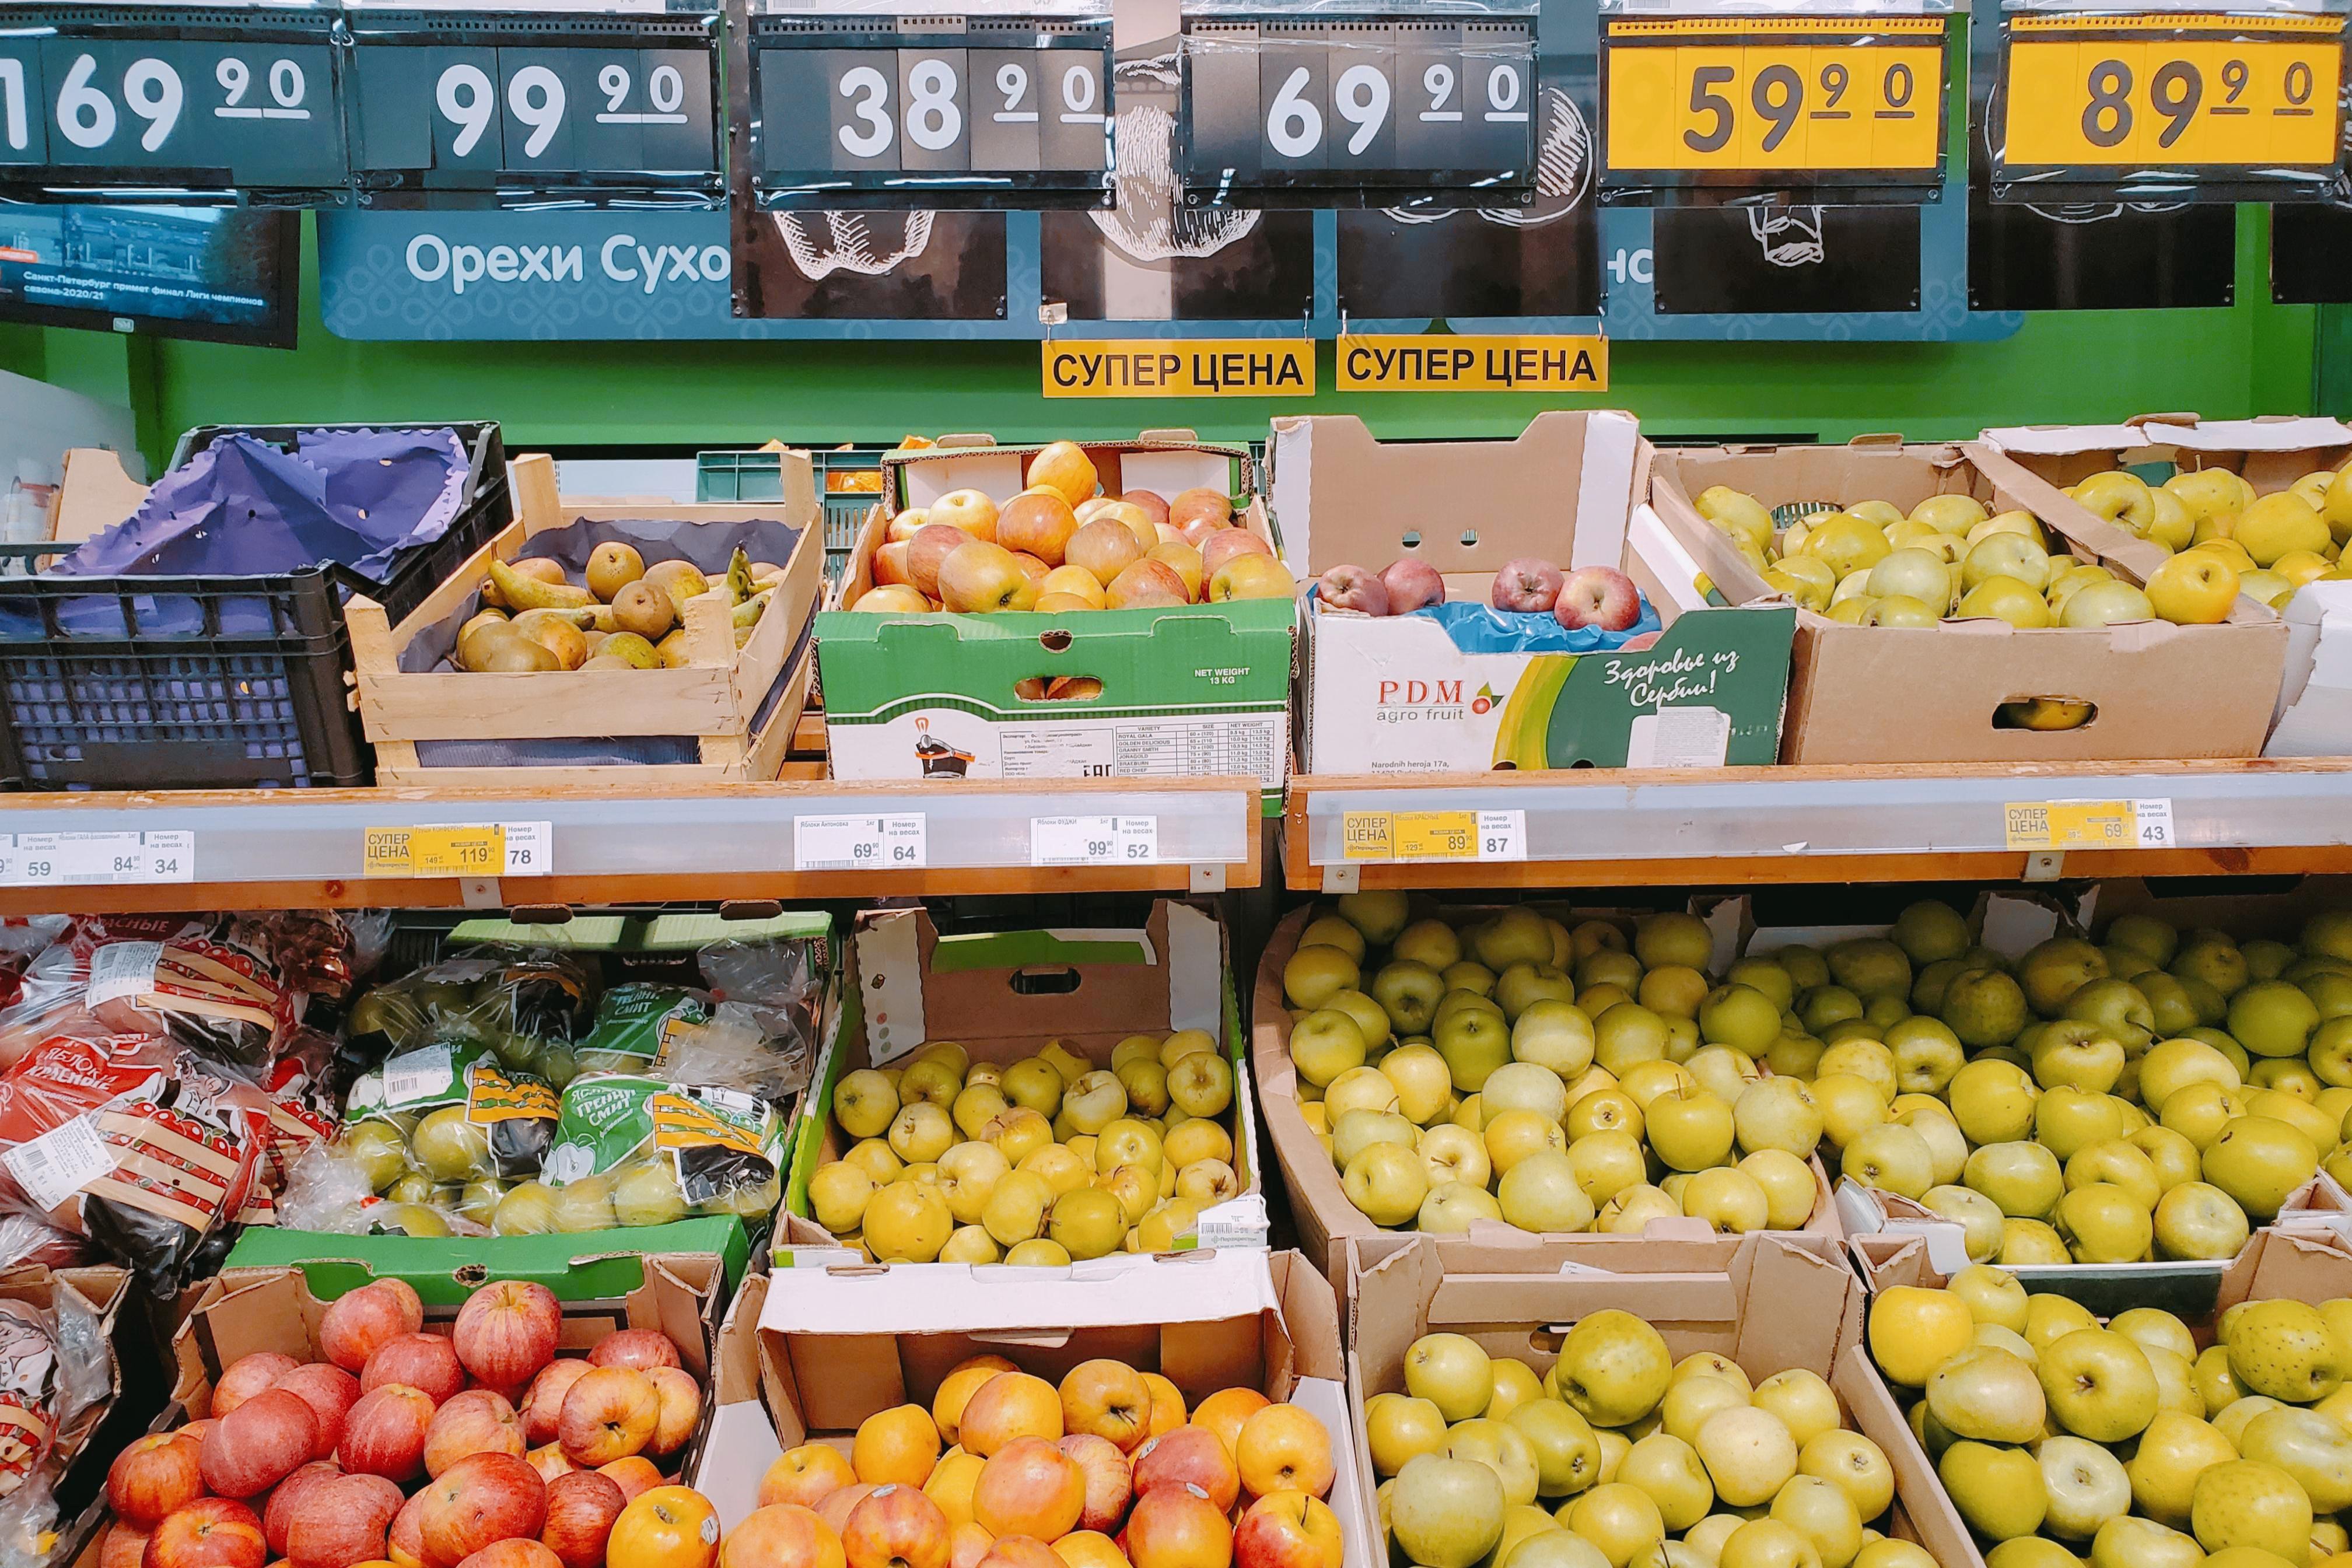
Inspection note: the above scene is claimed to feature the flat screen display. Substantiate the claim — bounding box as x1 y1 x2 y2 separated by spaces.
0 204 298 346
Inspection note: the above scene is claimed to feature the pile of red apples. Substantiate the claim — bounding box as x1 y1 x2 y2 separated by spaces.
1316 558 1643 632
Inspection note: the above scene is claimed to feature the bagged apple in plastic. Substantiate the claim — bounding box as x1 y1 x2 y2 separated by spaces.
535 1074 787 1231
337 949 595 1090
341 1038 558 1185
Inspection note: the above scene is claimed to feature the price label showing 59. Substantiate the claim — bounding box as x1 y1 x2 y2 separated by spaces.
2002 13 2345 168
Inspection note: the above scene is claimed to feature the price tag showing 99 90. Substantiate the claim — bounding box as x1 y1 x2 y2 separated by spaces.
1184 16 1537 198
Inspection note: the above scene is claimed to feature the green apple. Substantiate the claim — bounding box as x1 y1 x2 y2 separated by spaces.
1284 943 1362 1011
2232 980 2323 1058
2191 1459 2314 1563
1698 984 1783 1057
1338 890 1410 944
2054 1182 2153 1263
1419 1122 1492 1189
2039 1435 2132 1542
1437 1005 1515 1093
1556 1309 1672 1427
1618 1433 1713 1532
1372 960 1447 1035
1943 969 2030 1050
1391 1453 1506 1568
1498 963 1578 1022
1289 1007 1370 1088
1367 1391 1449 1476
1965 1139 2063 1218
1948 1059 2038 1143
1940 1441 2048 1542
1842 1124 1934 1199
1508 1399 1602 1498
1396 918 1464 971
2041 1328 2160 1443
2204 1116 2320 1219
1333 1107 1418 1168
2063 979 2156 1054
1344 1140 1429 1225
1732 1078 1824 1158
1420 1178 1507 1233
1407 1332 1496 1421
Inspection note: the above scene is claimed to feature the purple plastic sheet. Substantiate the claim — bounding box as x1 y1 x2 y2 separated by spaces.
51 428 466 584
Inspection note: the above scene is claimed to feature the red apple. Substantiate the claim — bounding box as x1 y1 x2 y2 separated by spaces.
587 1332 681 1374
1122 1486 1230 1568
178 1420 215 1448
1619 631 1661 650
1168 490 1233 536
366 1334 467 1404
1555 565 1641 632
274 1363 362 1461
1490 558 1564 613
841 1485 951 1568
1197 530 1272 577
1314 566 1388 617
814 1485 876 1538
540 1471 628 1568
213 1353 300 1417
528 1444 581 1484
321 1281 426 1374
100 1524 148 1568
1231 1492 1342 1568
418 1452 549 1568
108 1433 205 1530
426 1389 527 1478
1056 1436 1132 1534
1129 1429 1238 1513
971 1438 1084 1542
558 1368 661 1465
286 1473 404 1568
459 1542 564 1568
264 1462 344 1558
454 1282 563 1390
720 1506 844 1568
643 1366 702 1458
873 542 915 590
599 1458 663 1506
342 1385 439 1483
1104 559 1191 610
1378 559 1446 615
907 524 975 601
143 1499 265 1568
390 1494 428 1568
524 1362 595 1448
200 1388 319 1500
976 1539 1062 1568
997 494 1080 569
1122 492 1170 530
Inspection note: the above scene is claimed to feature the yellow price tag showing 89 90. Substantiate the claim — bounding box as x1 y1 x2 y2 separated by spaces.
2002 13 2346 167
1603 16 1948 174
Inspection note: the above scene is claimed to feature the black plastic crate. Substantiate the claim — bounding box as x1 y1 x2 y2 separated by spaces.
0 421 513 791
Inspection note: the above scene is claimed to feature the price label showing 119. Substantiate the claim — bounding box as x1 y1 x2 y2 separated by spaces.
2002 12 2346 168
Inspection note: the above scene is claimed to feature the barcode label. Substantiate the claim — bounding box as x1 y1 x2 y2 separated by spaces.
85 942 162 1007
3 1115 114 1210
383 1044 455 1105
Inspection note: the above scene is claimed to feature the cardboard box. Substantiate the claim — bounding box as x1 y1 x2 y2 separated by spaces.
1254 904 1840 1288
777 900 1266 1259
733 1247 1375 1568
349 452 823 788
1270 414 1794 774
1345 1233 1975 1568
818 434 1294 808
1855 1225 2352 1568
1650 438 2288 764
220 1217 755 1303
690 1267 785 1536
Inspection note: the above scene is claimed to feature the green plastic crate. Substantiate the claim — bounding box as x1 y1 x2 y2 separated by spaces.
698 446 890 585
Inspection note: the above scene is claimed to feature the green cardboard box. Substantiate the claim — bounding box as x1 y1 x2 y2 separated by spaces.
222 1216 752 1303
817 435 1295 811
776 899 1263 1262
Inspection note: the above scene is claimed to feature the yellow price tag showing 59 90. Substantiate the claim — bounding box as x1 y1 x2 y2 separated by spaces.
2003 13 2345 167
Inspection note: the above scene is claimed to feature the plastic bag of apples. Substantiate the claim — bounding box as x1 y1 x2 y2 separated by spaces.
100 1278 719 1568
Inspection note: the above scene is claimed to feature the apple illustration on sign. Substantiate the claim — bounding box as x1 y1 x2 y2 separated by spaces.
1554 566 1641 631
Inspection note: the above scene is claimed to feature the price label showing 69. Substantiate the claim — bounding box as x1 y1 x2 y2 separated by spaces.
2002 13 2346 169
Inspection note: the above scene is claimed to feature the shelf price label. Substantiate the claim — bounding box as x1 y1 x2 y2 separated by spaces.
1342 810 1527 863
1602 15 1947 176
793 814 928 872
0 29 348 192
2003 799 2175 852
1031 815 1159 867
0 831 193 887
364 822 550 879
2001 13 2345 169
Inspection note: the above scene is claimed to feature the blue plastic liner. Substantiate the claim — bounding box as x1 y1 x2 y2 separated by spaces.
1311 591 1663 652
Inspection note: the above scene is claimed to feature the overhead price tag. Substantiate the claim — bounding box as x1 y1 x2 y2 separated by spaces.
2000 12 2345 170
1031 816 1160 866
1341 810 1527 862
2003 799 2174 851
1338 335 1607 392
363 823 550 878
1043 340 1315 398
750 14 1114 209
0 831 193 887
1601 14 1947 184
793 814 928 872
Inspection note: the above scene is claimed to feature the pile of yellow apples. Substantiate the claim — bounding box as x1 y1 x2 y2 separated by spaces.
1870 1264 2352 1568
1693 462 2352 643
1373 1315 1921 1568
854 440 1294 614
752 1356 1341 1568
807 1035 1240 1264
1280 890 2352 1267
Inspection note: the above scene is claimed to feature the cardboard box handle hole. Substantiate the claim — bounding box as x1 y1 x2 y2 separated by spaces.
1993 697 2098 733
1010 967 1082 996
1014 675 1103 703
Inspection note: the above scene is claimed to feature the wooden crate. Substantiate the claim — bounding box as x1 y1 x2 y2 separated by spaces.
348 454 820 788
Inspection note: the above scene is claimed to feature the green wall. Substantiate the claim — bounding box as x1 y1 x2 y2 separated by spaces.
9 206 2326 472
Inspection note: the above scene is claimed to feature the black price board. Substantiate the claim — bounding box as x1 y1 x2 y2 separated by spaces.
0 4 348 204
345 7 722 208
749 12 1113 208
1179 10 1538 207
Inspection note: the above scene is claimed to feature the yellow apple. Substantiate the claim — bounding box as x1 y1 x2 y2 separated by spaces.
2148 551 2242 625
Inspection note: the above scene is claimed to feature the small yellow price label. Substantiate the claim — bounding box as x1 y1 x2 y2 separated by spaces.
363 822 551 878
2004 800 2131 850
1338 808 1528 863
1395 812 1480 861
1604 16 1947 174
1341 812 1395 861
2003 14 2344 168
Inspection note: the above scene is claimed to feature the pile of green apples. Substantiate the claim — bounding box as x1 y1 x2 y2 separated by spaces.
806 1034 1240 1265
1374 1314 1921 1568
1280 891 2352 1264
1870 1262 2352 1568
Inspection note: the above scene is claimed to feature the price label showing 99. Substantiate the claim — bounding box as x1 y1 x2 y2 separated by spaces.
1184 17 1537 197
348 41 718 184
754 33 1112 191
2001 14 2346 168
1601 16 1947 175
0 36 345 188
